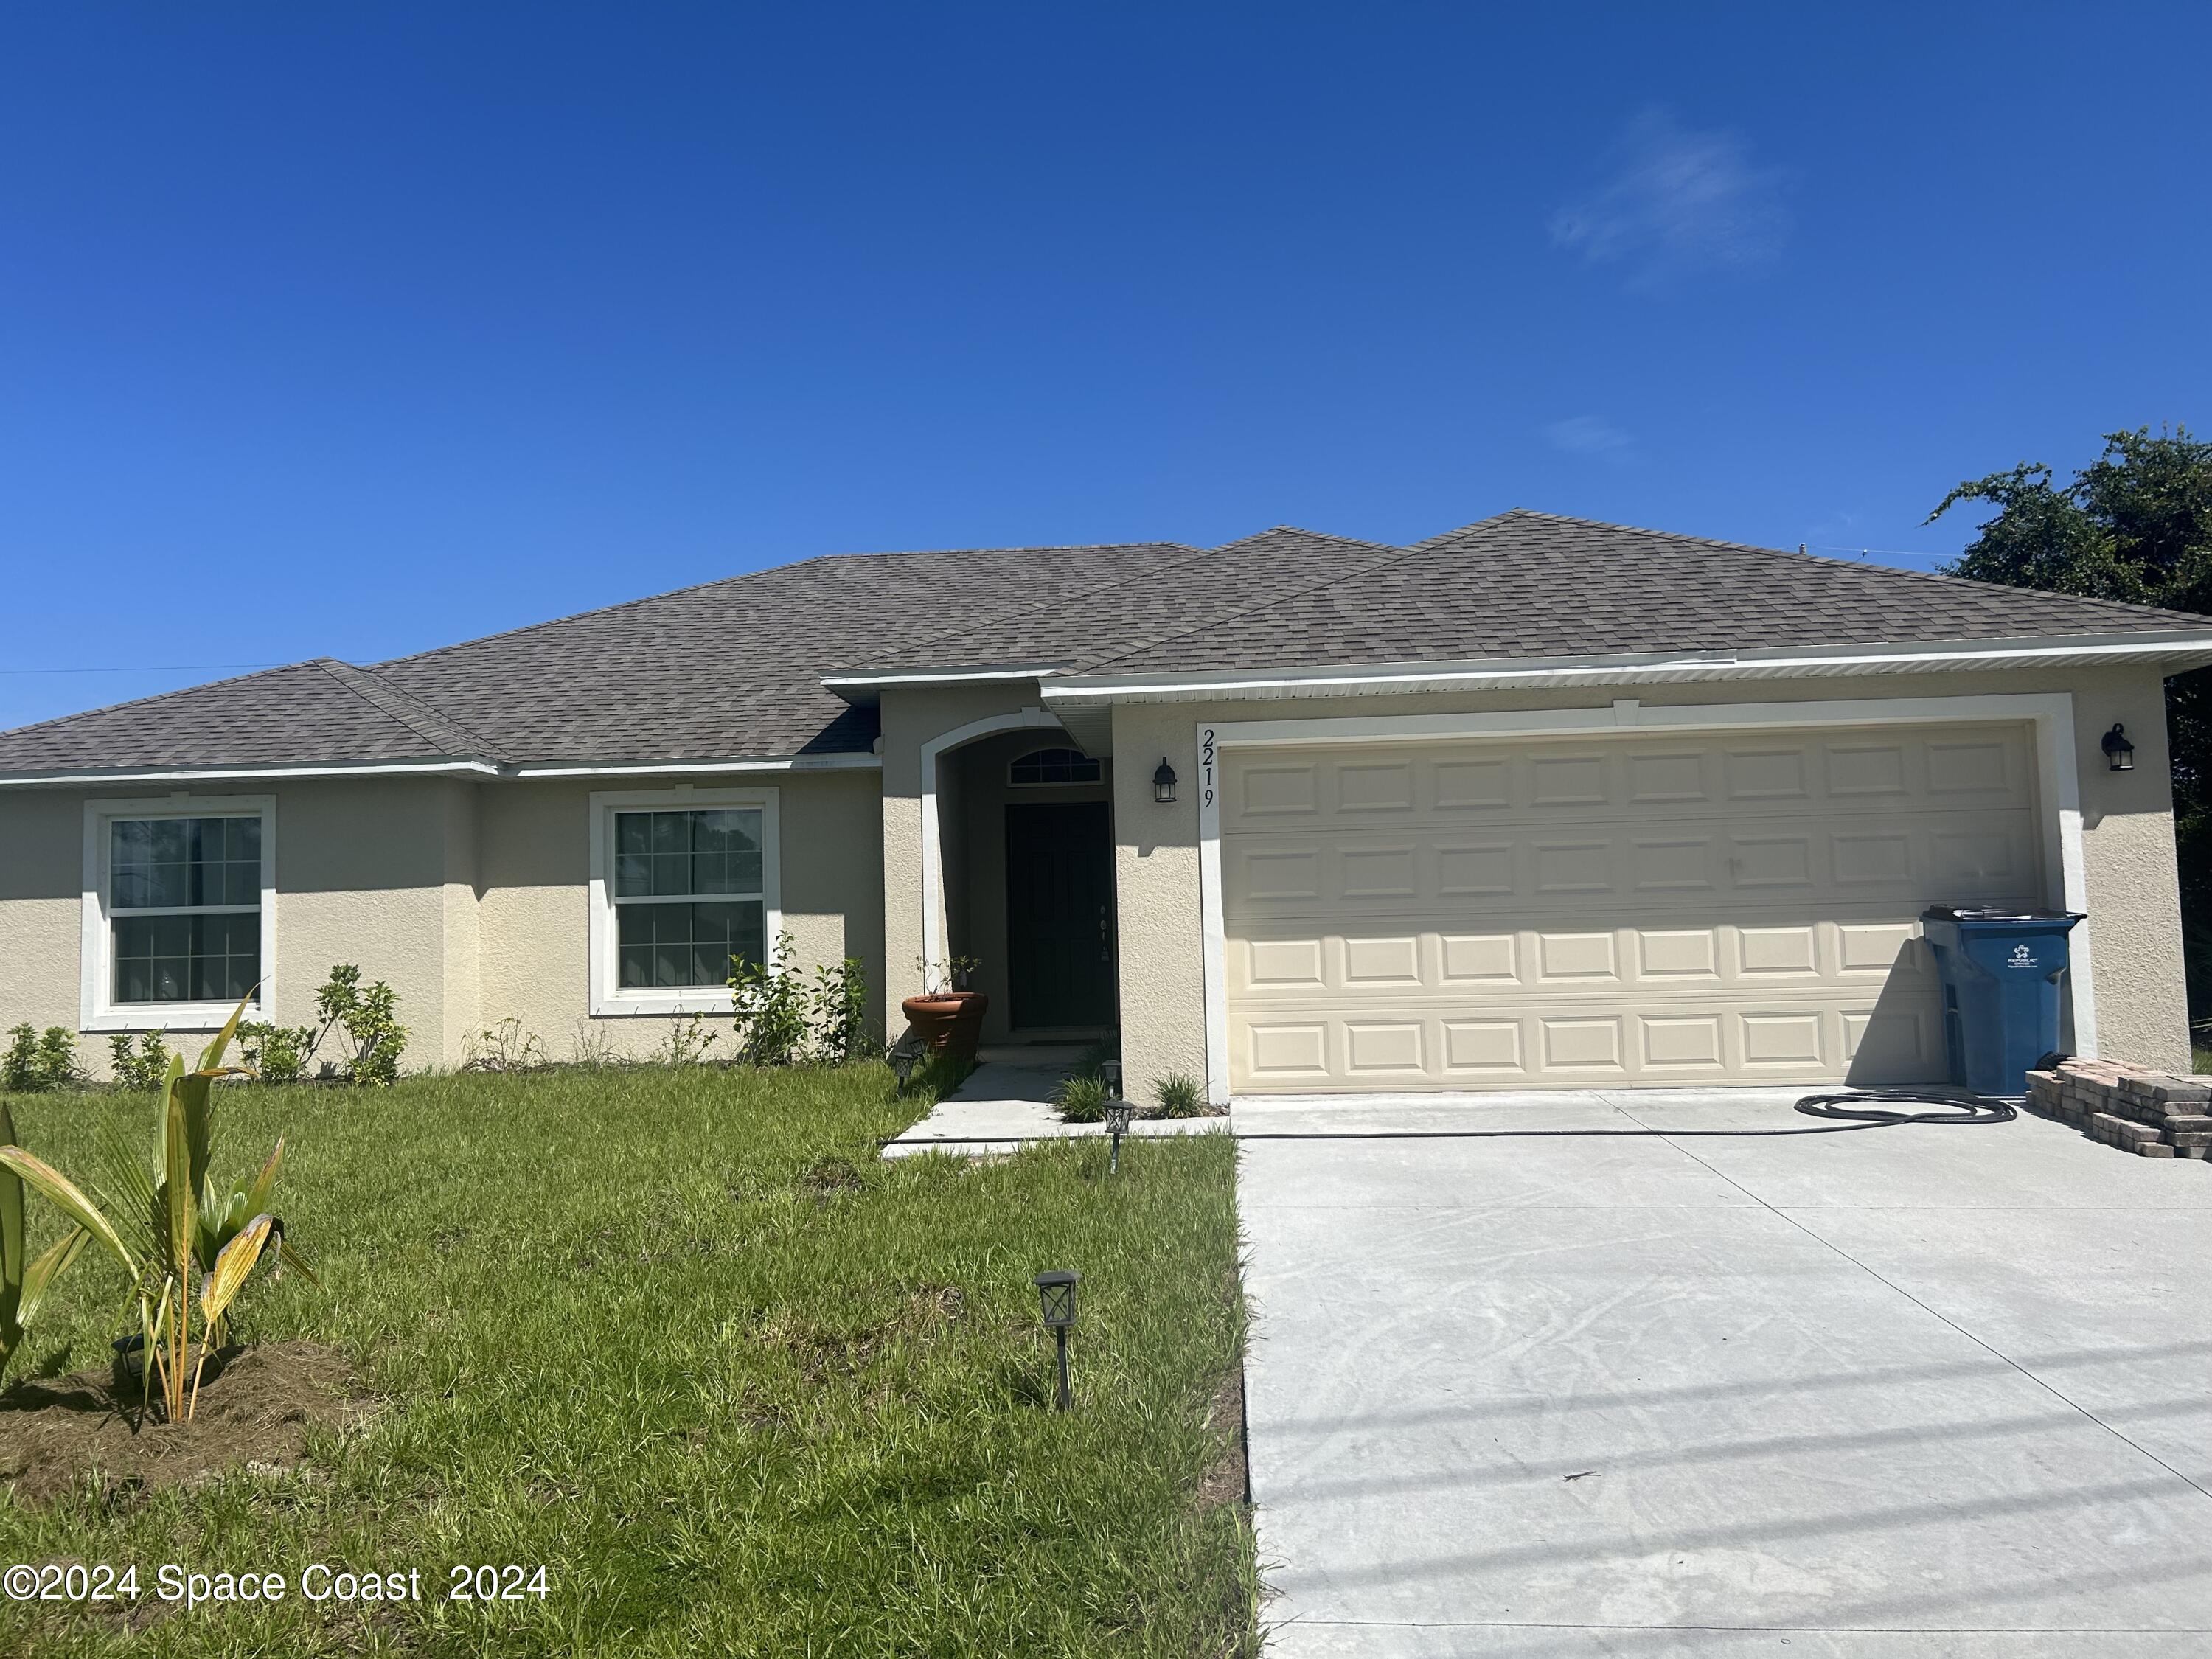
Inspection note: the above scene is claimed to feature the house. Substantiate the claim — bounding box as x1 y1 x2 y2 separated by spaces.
3 510 2208 1099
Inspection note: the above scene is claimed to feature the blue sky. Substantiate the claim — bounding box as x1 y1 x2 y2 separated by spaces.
4 2 2207 730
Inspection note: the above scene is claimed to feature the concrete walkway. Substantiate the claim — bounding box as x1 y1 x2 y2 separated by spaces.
1235 1088 2212 1655
881 1047 1229 1158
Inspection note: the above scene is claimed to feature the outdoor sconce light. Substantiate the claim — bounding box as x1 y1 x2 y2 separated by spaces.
1103 1097 1133 1175
2102 723 2135 771
1152 758 1177 804
1034 1270 1079 1411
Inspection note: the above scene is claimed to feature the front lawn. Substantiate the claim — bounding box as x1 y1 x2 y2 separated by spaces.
0 1065 1253 1657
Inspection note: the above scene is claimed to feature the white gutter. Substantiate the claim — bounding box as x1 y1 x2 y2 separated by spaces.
0 757 505 789
820 665 1060 705
1039 630 2212 706
0 752 881 790
507 754 881 779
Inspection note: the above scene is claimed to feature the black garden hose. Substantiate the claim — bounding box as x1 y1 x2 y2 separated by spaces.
1789 1089 2017 1128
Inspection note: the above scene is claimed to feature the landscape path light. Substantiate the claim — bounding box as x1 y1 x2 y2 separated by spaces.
1103 1097 1133 1175
1034 1269 1078 1411
888 1032 925 1093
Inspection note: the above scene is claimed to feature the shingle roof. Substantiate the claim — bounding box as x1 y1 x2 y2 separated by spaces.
371 540 1197 764
833 526 1409 675
3 510 2207 777
0 542 1196 773
1075 511 2212 673
0 659 498 772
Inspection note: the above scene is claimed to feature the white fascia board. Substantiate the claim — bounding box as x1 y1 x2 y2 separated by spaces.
507 754 881 779
1 757 504 790
0 753 880 790
1042 630 2212 704
820 666 1059 705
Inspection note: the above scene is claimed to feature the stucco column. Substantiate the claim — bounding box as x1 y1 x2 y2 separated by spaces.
1111 706 1208 1103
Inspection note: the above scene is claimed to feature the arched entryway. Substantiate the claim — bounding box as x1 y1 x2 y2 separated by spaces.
919 713 1117 1040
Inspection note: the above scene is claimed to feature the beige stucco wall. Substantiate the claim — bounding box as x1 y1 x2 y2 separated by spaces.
475 768 885 1062
1 664 2189 1091
0 778 473 1076
0 787 92 1051
1109 665 2193 1100
0 767 885 1076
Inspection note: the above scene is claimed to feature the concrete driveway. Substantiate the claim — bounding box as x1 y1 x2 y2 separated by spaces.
1234 1089 2212 1656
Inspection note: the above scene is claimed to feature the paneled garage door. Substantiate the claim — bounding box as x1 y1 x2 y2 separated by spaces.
1220 723 2044 1092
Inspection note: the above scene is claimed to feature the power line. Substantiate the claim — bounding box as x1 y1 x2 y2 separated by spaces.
0 663 279 676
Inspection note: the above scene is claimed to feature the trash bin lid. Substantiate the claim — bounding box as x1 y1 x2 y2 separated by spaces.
1921 905 2087 924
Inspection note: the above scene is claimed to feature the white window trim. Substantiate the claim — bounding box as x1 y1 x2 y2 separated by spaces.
588 786 782 1017
1194 693 2092 1104
1007 746 1102 787
80 793 276 1033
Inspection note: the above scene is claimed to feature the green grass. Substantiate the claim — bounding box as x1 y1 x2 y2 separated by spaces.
2195 1044 2211 1076
0 1065 1253 1657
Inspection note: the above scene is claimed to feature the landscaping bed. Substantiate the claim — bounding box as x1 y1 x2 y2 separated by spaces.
0 1065 1253 1656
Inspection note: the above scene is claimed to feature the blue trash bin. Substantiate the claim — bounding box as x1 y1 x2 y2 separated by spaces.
1919 906 2084 1097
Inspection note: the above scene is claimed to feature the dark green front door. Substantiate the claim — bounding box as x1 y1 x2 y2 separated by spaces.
1006 802 1115 1030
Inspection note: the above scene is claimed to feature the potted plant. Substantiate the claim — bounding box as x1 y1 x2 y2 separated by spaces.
901 956 987 1064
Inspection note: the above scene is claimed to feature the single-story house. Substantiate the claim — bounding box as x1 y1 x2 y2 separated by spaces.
4 510 2208 1099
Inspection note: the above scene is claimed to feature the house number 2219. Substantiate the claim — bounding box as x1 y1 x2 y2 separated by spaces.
1200 728 1217 810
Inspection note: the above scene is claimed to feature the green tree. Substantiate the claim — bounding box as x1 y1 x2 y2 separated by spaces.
1928 425 2212 1015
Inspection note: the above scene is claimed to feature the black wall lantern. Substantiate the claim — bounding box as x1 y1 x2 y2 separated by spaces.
1152 758 1177 804
2101 723 2135 772
1034 1270 1079 1411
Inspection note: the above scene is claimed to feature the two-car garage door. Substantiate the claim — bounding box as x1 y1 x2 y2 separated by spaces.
1220 723 2045 1093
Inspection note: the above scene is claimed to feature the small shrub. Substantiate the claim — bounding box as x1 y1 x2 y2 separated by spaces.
731 933 809 1067
1152 1071 1208 1119
659 1014 718 1067
915 954 980 995
3 1025 84 1093
810 958 872 1063
462 1015 548 1074
108 1030 175 1092
313 964 408 1085
1052 1071 1112 1124
571 1020 623 1068
237 1020 316 1085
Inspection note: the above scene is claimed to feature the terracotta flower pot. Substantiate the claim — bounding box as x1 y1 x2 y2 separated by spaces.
901 992 989 1065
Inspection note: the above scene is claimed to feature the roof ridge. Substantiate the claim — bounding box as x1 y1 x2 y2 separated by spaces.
824 540 1222 672
1208 524 1404 558
375 540 1200 671
1071 527 1422 672
312 658 504 759
1429 509 2212 627
805 537 1196 563
0 661 308 742
1400 508 1525 549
